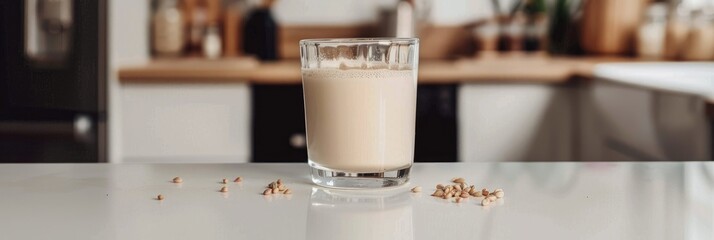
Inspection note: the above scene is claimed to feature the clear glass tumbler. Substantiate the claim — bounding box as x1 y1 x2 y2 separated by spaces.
300 38 419 188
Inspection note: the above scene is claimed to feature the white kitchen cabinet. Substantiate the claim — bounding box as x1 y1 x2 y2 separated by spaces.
120 83 251 163
584 63 713 161
579 82 665 161
580 81 710 161
458 84 574 162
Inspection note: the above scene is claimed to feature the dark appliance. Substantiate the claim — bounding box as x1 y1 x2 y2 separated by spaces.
0 0 107 163
251 84 457 163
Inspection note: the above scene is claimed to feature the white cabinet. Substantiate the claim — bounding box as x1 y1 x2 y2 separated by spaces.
458 84 574 162
118 80 710 163
120 83 251 163
580 81 710 161
579 82 665 161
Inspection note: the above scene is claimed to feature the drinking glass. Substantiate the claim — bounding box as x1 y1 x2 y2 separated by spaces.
300 38 419 188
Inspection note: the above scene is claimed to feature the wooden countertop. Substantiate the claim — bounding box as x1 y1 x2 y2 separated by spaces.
118 55 636 84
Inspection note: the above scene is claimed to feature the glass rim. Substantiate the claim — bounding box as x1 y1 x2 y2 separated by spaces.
299 38 419 46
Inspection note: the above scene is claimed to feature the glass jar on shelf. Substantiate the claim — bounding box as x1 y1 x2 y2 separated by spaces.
636 3 668 59
152 0 185 57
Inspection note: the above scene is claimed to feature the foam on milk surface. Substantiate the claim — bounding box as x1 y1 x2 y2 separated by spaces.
302 68 416 172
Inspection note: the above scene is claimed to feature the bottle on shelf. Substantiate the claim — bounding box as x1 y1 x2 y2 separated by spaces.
223 3 244 57
507 12 526 52
472 19 499 57
201 0 222 59
493 0 526 53
152 0 185 57
243 0 278 61
680 9 714 61
203 24 222 59
523 0 548 53
636 3 668 59
496 17 511 52
664 4 691 60
183 0 207 54
547 0 584 55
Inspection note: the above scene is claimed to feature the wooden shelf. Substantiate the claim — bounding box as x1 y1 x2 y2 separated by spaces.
119 57 259 83
118 55 636 84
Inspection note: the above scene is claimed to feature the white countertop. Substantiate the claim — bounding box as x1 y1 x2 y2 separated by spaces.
1 162 712 240
594 62 714 103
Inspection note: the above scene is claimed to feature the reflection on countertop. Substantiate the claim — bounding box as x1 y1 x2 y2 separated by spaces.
683 163 714 240
307 188 413 240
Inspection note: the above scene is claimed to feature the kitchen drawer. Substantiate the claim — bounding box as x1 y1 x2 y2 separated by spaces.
251 84 457 163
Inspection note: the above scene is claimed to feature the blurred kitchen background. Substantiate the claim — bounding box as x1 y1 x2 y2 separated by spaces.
1 0 712 163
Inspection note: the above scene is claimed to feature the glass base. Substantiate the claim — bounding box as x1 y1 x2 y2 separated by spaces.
310 164 411 189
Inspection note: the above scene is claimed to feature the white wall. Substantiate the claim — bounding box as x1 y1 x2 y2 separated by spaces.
109 0 150 162
272 0 494 26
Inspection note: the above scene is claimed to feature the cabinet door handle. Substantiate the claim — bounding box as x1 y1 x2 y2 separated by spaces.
289 133 306 149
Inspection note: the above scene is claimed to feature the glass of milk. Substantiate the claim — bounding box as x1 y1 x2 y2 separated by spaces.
300 38 419 188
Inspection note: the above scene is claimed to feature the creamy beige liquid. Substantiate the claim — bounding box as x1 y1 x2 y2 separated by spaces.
302 68 416 173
